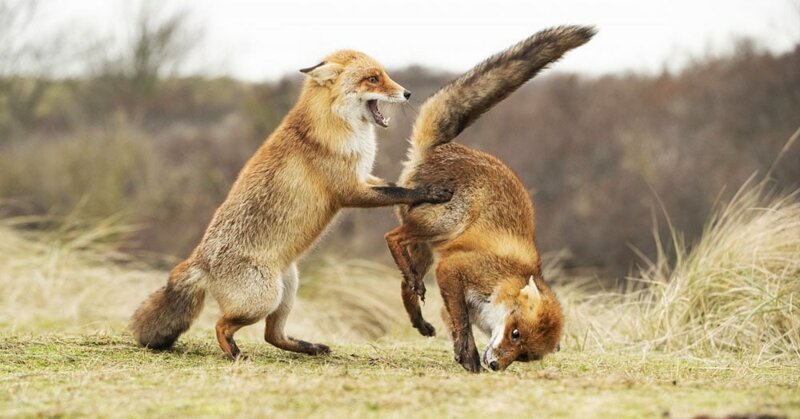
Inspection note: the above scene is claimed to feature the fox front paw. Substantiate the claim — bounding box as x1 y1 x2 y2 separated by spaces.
419 184 453 204
455 347 483 373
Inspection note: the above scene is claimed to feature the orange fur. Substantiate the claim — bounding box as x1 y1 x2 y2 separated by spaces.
131 50 450 359
385 26 595 372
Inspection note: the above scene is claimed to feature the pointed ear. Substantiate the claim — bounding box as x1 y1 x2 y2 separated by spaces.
520 275 542 302
299 61 342 85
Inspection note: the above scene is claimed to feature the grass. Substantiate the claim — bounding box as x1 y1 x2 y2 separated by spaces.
562 178 800 362
1 179 799 417
2 335 797 418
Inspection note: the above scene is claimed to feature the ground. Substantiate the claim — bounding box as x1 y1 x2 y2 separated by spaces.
1 218 798 418
2 333 797 418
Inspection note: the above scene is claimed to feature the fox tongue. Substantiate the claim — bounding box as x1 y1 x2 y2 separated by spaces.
367 99 389 127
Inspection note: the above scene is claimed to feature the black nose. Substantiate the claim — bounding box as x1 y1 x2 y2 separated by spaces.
403 90 411 100
489 360 499 371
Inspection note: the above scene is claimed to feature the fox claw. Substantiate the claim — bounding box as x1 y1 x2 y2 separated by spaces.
413 280 427 302
455 349 482 373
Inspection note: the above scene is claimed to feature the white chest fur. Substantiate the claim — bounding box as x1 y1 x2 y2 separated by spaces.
466 290 509 339
333 97 379 182
341 123 377 182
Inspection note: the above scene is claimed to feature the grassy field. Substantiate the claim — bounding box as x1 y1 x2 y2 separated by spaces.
2 334 797 418
1 181 798 418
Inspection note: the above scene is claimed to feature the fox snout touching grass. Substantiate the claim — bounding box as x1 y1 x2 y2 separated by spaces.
385 26 596 372
131 50 452 359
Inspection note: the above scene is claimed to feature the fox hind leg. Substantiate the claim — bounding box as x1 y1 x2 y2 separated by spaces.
398 194 471 295
264 263 331 355
215 316 254 359
385 226 428 300
386 227 437 336
210 260 282 360
402 242 437 336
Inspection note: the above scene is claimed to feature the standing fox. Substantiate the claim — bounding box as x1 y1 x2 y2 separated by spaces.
385 26 596 372
131 50 452 359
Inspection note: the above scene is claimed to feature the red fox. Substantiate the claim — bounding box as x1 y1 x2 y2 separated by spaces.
385 26 596 372
131 50 452 359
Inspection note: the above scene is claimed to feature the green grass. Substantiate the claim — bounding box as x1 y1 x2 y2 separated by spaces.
2 333 797 418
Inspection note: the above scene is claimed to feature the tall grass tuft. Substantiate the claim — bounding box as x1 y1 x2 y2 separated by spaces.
636 179 799 359
563 178 800 361
0 215 156 330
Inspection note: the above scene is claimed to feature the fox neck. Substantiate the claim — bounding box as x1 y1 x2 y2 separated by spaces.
297 86 377 181
468 289 512 345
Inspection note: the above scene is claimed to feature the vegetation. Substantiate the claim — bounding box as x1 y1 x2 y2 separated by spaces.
1 177 798 417
562 177 800 361
1 3 798 417
2 335 797 418
0 3 798 276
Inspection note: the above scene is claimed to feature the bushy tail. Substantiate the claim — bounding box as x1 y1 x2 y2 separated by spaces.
130 260 206 349
410 25 596 154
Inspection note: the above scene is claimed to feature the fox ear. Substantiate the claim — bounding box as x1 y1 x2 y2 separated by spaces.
299 61 343 85
520 275 542 302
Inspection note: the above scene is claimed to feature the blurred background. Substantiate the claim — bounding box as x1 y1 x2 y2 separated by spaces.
1 0 798 278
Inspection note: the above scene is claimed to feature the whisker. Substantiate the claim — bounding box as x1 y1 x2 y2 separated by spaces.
402 101 420 119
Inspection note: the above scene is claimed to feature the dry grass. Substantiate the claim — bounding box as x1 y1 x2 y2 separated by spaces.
5 157 797 361
561 178 800 362
1 177 799 417
0 217 425 343
2 334 797 418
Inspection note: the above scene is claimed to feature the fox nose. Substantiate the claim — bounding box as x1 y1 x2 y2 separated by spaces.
403 89 411 100
488 360 499 371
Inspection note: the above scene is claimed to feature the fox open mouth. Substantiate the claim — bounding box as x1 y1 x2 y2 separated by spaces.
367 99 389 128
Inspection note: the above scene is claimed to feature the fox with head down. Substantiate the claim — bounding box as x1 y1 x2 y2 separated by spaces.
385 25 596 372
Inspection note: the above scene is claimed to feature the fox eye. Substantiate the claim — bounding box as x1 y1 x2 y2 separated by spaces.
367 75 380 84
511 329 520 341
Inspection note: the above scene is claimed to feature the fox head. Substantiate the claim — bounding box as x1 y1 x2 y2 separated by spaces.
484 275 563 372
300 50 410 129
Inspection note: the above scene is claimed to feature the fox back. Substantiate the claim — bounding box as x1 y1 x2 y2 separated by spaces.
386 25 595 372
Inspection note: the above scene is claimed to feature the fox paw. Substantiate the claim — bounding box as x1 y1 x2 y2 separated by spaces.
413 319 436 337
289 337 332 356
421 184 453 204
455 348 482 373
307 343 331 356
